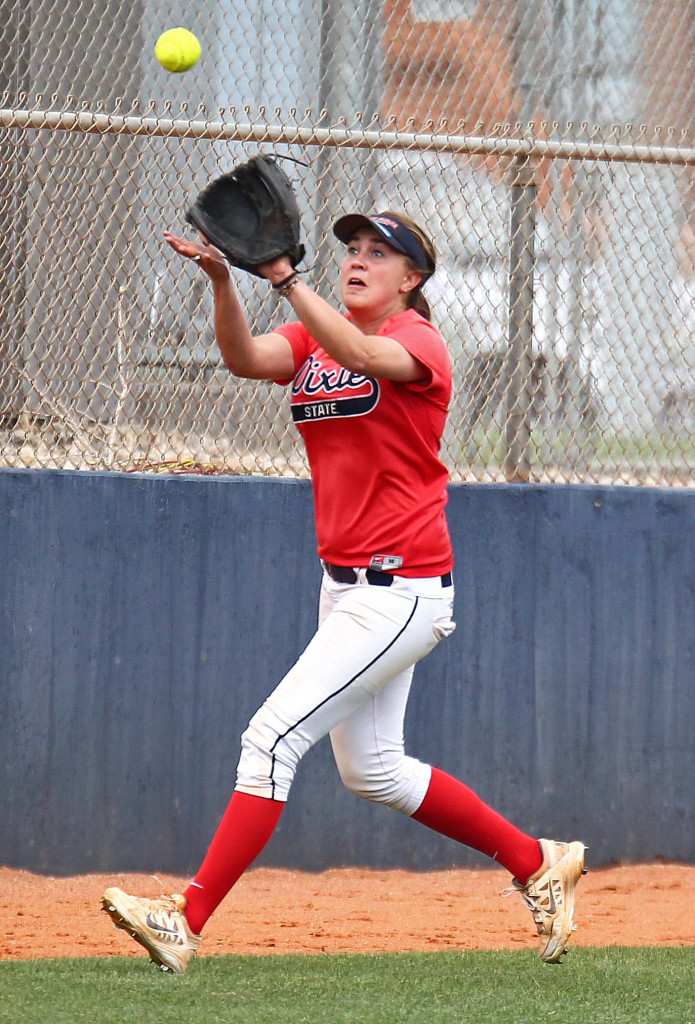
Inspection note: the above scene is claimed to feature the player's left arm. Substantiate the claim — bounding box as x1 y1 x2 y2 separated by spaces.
258 258 428 383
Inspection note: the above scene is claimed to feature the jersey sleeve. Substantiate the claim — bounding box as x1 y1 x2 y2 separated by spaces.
271 321 311 385
388 318 452 406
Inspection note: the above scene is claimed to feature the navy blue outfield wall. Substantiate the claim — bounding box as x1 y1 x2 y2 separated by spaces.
1 468 693 876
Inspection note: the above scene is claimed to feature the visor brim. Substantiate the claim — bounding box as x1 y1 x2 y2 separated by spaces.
332 213 434 275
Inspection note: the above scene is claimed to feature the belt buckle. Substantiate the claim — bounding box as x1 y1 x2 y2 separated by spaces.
368 554 403 572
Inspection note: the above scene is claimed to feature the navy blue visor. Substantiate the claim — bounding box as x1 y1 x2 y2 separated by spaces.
333 213 435 276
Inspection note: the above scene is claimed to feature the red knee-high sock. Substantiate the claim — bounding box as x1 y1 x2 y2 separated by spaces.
183 791 284 935
412 767 542 882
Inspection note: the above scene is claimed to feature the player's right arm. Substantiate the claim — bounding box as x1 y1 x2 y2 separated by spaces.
164 231 295 381
210 272 295 380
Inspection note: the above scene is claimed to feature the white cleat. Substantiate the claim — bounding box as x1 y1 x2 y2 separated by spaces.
101 887 201 974
504 839 587 963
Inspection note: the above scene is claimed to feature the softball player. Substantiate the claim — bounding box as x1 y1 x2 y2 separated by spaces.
102 212 586 972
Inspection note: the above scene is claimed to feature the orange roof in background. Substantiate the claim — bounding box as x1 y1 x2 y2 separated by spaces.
382 0 521 131
380 0 566 207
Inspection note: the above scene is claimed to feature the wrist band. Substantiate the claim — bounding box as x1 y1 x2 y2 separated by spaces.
273 271 299 297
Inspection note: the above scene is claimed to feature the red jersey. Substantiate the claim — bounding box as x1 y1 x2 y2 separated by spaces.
274 308 454 577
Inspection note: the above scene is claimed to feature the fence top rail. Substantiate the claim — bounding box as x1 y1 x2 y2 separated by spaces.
3 106 695 165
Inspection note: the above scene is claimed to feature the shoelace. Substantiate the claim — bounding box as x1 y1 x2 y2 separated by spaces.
146 894 184 920
499 881 546 929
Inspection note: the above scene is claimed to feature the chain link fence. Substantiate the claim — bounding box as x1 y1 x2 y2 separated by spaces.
1 0 695 484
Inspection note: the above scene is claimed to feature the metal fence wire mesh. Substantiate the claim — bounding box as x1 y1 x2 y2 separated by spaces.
1 0 695 484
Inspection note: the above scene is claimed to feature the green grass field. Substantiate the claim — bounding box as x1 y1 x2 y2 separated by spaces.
1 948 694 1024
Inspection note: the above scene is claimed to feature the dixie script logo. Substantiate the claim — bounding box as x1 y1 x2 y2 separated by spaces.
291 355 380 423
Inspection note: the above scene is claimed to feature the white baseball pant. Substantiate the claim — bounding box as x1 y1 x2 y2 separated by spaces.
235 569 456 815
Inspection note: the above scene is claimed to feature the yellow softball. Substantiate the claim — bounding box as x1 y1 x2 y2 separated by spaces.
154 27 202 73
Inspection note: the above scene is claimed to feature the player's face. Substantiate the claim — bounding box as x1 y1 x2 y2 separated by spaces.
340 228 421 319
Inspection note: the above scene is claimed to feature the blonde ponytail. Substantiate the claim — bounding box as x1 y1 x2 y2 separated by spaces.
409 288 432 321
381 210 436 323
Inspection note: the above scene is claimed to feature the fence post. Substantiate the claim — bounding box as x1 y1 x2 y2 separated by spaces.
314 0 383 300
0 4 30 424
505 154 536 482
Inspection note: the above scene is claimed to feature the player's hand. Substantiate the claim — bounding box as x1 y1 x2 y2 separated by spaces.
256 255 296 286
164 231 230 283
